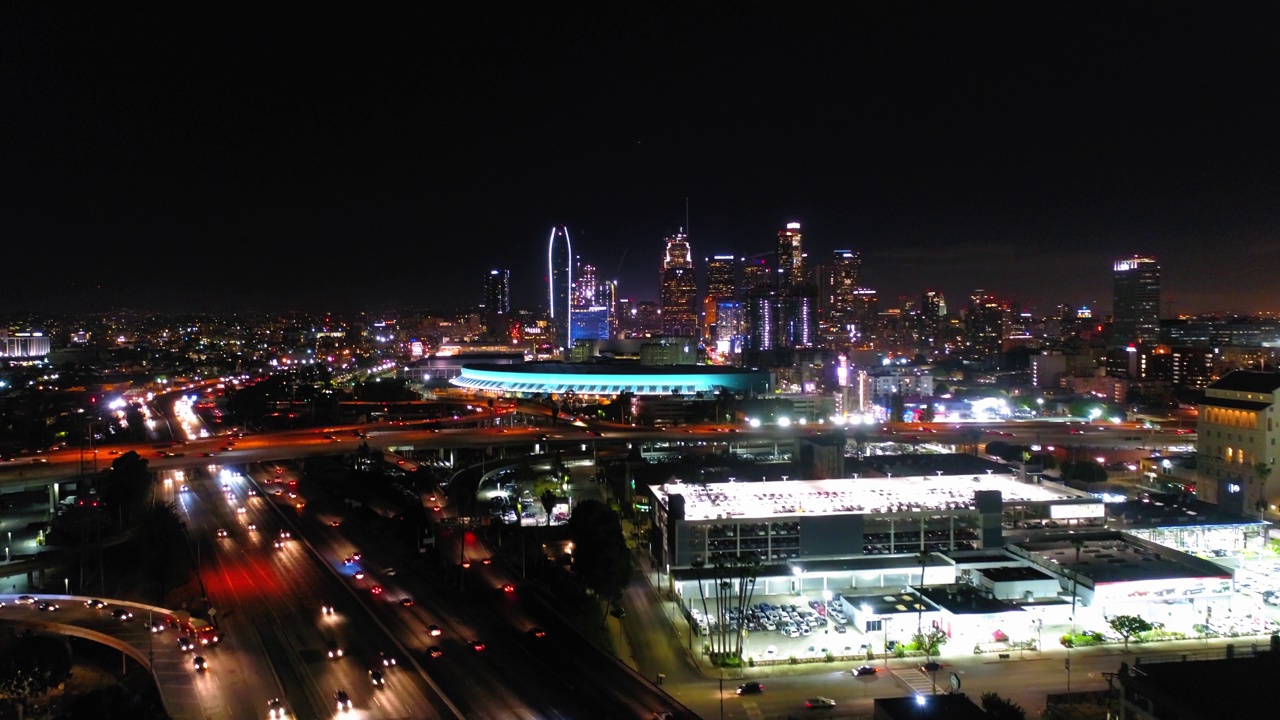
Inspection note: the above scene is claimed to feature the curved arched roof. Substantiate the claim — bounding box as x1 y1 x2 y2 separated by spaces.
450 362 769 397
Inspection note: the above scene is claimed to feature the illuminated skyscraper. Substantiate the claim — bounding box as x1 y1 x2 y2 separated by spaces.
482 268 510 337
547 225 573 353
660 231 698 336
704 254 739 341
1111 256 1161 348
740 253 773 297
776 222 804 291
574 258 597 308
818 249 862 346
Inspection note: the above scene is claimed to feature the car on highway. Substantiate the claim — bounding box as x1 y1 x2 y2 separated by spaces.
16 595 37 604
216 528 228 538
84 598 107 609
344 556 355 565
334 690 352 712
853 664 878 676
353 570 365 579
321 604 335 616
737 681 764 695
370 584 383 595
368 669 384 687
501 583 515 593
150 620 166 633
273 539 286 549
427 624 442 637
529 627 546 638
351 552 362 560
247 522 257 530
400 597 414 607
806 697 836 709
470 640 486 652
38 601 59 612
327 640 344 659
481 556 492 565
428 645 443 658
178 637 195 652
111 608 133 621
267 697 287 718
193 655 208 672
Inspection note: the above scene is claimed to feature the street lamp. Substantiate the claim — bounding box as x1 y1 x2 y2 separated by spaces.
64 577 69 595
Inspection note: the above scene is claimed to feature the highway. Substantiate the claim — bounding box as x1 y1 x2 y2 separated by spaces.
175 463 461 720
0 413 1207 720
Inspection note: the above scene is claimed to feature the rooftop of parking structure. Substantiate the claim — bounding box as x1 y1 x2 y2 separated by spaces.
1010 531 1231 585
650 475 1077 522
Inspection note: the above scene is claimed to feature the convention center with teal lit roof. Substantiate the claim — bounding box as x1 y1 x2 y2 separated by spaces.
449 361 771 399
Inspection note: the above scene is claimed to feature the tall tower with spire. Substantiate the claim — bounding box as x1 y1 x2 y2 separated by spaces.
547 226 573 353
660 229 698 337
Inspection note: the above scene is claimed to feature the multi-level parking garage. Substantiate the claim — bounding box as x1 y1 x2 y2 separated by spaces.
650 473 1092 568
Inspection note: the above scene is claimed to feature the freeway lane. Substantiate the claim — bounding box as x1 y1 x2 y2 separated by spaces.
180 464 459 720
262 464 593 720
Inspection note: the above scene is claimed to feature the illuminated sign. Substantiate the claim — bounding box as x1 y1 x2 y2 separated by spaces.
786 222 801 230
1227 483 1242 494
1049 503 1105 519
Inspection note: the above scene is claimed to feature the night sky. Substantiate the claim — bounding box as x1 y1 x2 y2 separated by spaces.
3 3 1278 317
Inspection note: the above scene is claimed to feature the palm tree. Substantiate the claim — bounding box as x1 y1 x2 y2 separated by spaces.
915 550 931 634
1069 538 1085 635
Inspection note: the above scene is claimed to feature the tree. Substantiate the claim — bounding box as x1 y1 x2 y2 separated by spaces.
980 692 1028 720
565 499 632 626
851 429 869 458
1108 614 1154 651
915 550 931 633
911 627 948 662
539 488 558 526
890 392 905 423
0 632 72 719
1252 461 1273 519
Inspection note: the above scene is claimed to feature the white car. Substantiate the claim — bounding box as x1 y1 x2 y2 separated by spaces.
267 698 287 718
16 595 38 605
806 696 837 709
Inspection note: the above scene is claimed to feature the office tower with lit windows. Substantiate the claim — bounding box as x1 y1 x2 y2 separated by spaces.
575 259 597 308
547 225 573 353
1111 255 1161 348
740 252 773 298
818 249 863 346
704 254 740 341
918 290 945 354
660 231 698 337
597 279 617 338
966 289 1005 364
483 268 510 337
776 222 804 291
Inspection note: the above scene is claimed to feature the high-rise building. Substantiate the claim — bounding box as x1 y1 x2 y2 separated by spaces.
705 254 739 301
597 279 617 338
547 225 573 353
1112 256 1161 348
482 268 510 337
776 222 804 291
660 231 698 337
740 253 773 297
818 250 862 347
704 254 740 341
966 289 1005 363
575 259 597 308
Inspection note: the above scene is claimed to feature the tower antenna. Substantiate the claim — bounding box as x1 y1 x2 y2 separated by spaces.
685 197 690 236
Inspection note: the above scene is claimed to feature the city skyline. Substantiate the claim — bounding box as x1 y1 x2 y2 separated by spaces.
3 4 1278 316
